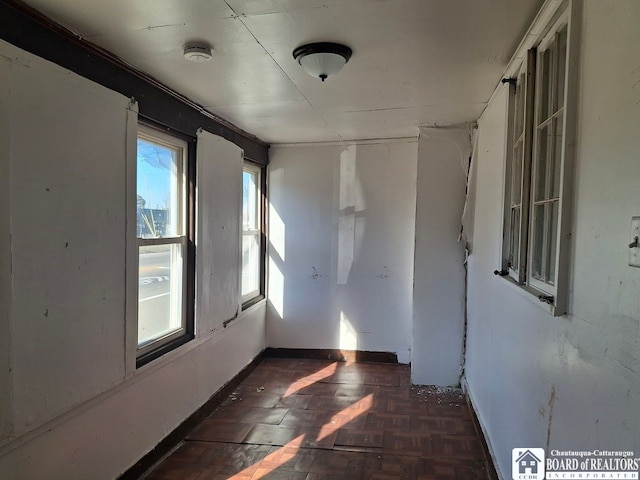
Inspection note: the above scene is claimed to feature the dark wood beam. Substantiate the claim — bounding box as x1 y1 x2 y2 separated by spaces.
0 0 269 165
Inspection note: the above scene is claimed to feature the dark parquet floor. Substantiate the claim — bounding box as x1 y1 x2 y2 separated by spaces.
144 357 493 479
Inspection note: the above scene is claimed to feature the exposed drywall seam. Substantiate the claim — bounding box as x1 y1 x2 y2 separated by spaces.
458 126 479 386
220 1 343 142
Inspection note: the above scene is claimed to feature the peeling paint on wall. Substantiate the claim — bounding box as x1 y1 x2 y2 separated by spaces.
412 127 469 386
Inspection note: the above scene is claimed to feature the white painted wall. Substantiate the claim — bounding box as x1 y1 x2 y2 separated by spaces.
0 310 265 479
4 41 131 439
412 128 469 386
0 55 11 442
0 40 266 479
465 2 640 477
267 141 417 363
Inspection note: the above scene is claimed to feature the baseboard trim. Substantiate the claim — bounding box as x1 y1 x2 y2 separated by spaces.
118 349 267 480
463 380 500 480
264 347 399 364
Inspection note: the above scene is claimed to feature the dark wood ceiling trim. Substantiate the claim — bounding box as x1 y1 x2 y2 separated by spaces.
0 0 269 164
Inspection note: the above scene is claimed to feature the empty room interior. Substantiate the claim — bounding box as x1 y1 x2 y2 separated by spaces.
1 0 639 478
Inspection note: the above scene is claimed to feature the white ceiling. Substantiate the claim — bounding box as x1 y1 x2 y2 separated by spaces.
22 0 544 144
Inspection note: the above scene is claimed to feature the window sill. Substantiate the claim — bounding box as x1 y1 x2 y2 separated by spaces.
495 274 566 317
242 294 265 311
136 333 194 369
130 298 267 377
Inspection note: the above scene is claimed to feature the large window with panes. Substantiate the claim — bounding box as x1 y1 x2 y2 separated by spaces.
241 163 265 307
500 5 578 316
136 124 194 365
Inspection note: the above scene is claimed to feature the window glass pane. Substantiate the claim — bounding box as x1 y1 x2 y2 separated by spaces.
536 123 552 201
243 170 258 231
556 27 568 111
531 200 558 286
539 48 552 121
552 116 564 198
242 233 260 296
137 137 183 238
512 142 523 204
509 206 520 270
242 167 261 301
532 204 545 281
548 201 559 285
138 243 183 346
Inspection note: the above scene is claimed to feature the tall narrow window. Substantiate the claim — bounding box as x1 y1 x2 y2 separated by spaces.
529 26 568 292
506 51 536 283
136 125 192 362
242 164 263 306
500 6 577 316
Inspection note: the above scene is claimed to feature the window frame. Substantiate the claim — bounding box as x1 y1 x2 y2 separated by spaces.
503 50 536 285
499 3 579 316
528 19 568 296
135 122 195 367
241 161 266 309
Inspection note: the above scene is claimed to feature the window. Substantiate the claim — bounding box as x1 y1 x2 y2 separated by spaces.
501 7 577 316
529 25 568 293
505 51 536 284
241 163 264 307
136 125 194 365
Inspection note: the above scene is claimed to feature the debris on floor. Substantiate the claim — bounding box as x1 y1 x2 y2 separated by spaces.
411 385 464 406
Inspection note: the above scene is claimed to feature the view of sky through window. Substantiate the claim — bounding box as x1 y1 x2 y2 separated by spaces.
137 138 173 210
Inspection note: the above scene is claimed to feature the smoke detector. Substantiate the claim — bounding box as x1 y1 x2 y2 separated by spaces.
183 43 213 62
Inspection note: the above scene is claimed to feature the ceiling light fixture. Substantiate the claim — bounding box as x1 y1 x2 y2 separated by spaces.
183 42 213 62
292 42 352 82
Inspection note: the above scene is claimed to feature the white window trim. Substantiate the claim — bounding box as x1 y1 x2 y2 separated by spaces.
498 0 580 316
503 52 536 285
241 162 263 305
528 14 569 297
125 104 139 376
135 124 190 360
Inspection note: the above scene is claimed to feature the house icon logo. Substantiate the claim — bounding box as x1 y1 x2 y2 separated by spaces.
512 448 545 480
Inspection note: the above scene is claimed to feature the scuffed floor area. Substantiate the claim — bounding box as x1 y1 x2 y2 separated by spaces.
144 357 493 479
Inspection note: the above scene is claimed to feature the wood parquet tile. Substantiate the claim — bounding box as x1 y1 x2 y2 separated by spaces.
335 429 385 449
144 358 493 479
243 424 299 447
279 409 329 428
275 395 313 410
186 420 254 443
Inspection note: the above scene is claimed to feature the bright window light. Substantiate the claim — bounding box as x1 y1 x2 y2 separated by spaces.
136 127 188 356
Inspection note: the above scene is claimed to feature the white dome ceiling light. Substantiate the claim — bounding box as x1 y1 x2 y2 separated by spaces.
293 42 352 82
183 43 213 62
